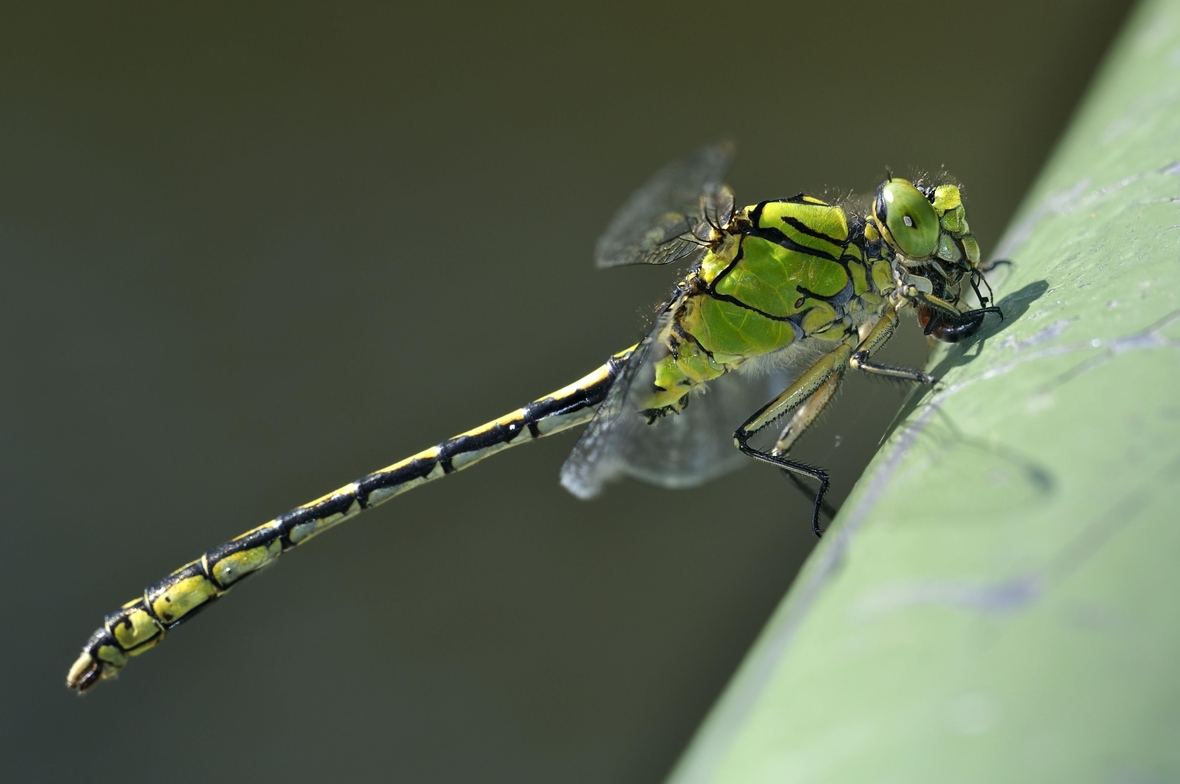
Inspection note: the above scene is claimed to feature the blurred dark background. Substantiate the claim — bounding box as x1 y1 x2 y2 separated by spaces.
1 2 1133 782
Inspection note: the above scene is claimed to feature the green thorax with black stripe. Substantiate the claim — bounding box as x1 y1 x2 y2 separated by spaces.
645 194 896 412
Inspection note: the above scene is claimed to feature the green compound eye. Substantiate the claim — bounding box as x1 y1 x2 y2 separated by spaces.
876 179 939 259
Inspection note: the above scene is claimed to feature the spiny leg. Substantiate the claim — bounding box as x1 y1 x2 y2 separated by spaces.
849 307 936 383
772 318 890 522
781 471 841 522
769 342 854 526
734 341 853 537
751 309 944 535
771 369 846 529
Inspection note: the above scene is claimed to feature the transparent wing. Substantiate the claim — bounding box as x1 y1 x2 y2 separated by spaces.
561 311 672 499
612 365 793 490
595 141 735 269
561 315 805 499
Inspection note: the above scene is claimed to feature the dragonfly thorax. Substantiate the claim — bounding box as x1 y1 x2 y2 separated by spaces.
636 178 993 417
635 194 899 416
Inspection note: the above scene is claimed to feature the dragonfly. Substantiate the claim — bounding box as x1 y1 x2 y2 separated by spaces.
67 142 1001 693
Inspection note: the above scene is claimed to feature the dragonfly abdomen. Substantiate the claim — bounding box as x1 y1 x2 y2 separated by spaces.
66 353 628 692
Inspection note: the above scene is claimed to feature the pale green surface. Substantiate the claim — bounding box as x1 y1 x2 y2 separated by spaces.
670 1 1180 781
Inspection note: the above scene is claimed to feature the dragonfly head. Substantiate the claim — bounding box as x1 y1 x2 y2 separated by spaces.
872 177 998 340
871 178 980 275
872 177 986 309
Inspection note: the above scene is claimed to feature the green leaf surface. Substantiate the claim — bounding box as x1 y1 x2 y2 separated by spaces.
669 1 1180 781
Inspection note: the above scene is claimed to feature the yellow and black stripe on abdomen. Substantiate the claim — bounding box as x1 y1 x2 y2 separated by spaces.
69 352 625 691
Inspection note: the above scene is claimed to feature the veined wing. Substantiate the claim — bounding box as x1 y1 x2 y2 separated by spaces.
561 312 802 499
561 310 672 498
611 364 794 490
595 142 736 269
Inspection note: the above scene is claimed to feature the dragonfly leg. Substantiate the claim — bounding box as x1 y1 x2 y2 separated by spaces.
734 341 853 536
772 369 845 526
849 307 937 383
772 309 947 525
782 471 841 522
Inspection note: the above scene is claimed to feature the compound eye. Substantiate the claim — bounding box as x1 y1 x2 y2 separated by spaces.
878 179 939 259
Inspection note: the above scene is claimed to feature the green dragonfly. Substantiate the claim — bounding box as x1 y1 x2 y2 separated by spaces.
67 143 1000 693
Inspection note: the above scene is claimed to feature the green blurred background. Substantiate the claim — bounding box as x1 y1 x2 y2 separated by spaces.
1 2 1133 781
